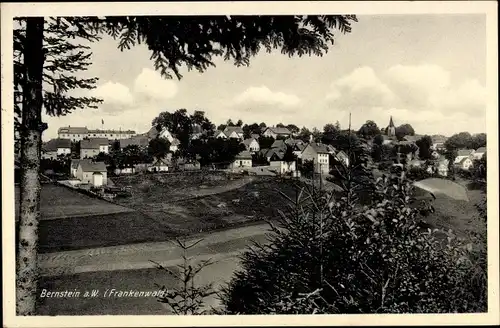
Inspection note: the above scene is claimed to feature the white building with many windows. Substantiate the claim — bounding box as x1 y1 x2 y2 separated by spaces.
58 126 136 141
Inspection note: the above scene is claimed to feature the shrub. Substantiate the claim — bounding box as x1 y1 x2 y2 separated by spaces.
219 175 483 314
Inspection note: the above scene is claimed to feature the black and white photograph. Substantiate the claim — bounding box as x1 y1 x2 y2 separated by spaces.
2 1 498 326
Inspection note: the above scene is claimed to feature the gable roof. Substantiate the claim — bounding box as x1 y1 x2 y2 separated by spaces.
214 130 226 137
224 126 244 134
243 138 258 147
293 143 306 151
458 157 472 164
284 138 303 146
269 148 286 161
271 139 286 149
43 138 72 152
81 138 109 149
307 142 330 154
265 127 291 135
251 133 260 140
457 149 474 157
476 147 486 153
79 160 107 172
152 158 170 167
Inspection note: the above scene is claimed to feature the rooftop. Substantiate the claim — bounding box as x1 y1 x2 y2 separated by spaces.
81 138 110 149
79 160 107 172
265 126 292 135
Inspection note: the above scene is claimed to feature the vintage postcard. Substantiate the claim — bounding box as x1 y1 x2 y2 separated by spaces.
1 1 498 327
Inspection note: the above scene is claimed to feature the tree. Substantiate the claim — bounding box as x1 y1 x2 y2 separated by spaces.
236 119 243 127
373 134 384 146
220 174 482 314
276 122 285 128
152 109 193 151
243 123 260 139
321 123 340 145
191 110 215 133
470 133 486 150
358 120 380 139
252 152 269 166
148 138 171 160
415 135 433 160
14 17 102 315
259 136 275 150
298 127 312 143
226 119 234 127
15 14 358 315
217 124 227 131
395 123 415 139
311 127 323 143
444 132 473 151
286 124 300 135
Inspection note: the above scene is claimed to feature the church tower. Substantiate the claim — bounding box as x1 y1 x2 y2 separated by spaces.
386 116 396 137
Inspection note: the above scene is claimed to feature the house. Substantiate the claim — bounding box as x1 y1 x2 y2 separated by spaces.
455 157 474 171
80 138 110 158
291 142 306 159
42 138 72 159
431 135 448 150
454 149 474 164
269 150 296 175
242 138 260 153
437 157 449 177
250 133 261 140
334 150 349 167
473 147 486 160
214 130 227 139
57 126 89 142
230 150 253 169
148 158 170 172
76 160 108 187
170 138 180 152
114 163 136 175
301 142 330 174
179 159 201 171
223 126 244 140
261 126 292 139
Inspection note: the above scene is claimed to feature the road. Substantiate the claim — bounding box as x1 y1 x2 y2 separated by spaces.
36 223 273 315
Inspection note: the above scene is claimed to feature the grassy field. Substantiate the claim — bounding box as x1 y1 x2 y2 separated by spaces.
15 184 132 220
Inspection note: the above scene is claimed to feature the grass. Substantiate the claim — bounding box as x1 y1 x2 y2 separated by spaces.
15 184 131 220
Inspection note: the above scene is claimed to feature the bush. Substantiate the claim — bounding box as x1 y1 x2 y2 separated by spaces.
219 175 484 314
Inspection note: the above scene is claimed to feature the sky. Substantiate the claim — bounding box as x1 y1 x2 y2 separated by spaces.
42 14 487 140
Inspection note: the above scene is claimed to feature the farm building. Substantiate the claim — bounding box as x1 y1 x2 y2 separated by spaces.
115 163 136 175
231 150 253 169
75 160 108 187
148 158 170 172
223 126 245 140
261 126 292 139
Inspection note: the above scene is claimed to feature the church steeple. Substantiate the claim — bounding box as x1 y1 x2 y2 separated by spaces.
388 116 395 128
387 116 396 137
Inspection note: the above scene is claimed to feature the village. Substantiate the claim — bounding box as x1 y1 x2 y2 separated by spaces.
32 114 486 195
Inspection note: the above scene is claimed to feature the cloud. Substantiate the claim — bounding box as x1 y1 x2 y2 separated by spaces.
91 82 134 107
327 66 395 108
234 86 301 109
133 68 178 101
325 64 486 118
